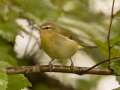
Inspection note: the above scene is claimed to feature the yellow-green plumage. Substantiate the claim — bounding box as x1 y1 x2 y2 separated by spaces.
40 30 81 60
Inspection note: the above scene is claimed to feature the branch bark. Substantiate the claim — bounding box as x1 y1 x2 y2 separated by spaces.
7 65 113 75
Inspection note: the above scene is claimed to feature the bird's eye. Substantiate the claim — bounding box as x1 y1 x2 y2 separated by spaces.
40 22 54 30
43 26 51 29
41 25 53 30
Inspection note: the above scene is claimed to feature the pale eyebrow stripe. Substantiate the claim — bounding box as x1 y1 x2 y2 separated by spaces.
41 25 53 29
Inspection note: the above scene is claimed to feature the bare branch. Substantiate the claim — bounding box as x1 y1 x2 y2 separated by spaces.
7 65 113 75
7 56 120 75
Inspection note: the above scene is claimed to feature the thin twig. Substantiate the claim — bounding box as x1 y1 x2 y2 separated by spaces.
23 21 40 57
80 56 120 74
23 30 33 57
21 29 38 40
28 40 39 55
107 0 115 69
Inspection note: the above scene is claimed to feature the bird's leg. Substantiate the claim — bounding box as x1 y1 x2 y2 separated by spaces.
70 58 74 72
49 59 55 72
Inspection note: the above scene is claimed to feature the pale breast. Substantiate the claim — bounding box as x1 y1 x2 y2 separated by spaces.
40 30 79 59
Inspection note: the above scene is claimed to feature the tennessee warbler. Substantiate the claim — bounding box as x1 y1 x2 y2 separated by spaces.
39 22 83 65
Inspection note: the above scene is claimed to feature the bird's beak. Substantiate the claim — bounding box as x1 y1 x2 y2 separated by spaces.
33 24 41 32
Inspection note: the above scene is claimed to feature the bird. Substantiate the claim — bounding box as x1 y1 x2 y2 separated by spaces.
39 22 83 69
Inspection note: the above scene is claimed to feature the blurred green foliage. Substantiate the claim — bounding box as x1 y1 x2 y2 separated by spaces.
0 61 8 90
0 0 120 90
113 87 120 90
7 74 31 90
76 76 100 90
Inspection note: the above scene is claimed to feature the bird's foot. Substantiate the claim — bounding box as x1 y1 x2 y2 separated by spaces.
48 59 54 72
70 58 74 72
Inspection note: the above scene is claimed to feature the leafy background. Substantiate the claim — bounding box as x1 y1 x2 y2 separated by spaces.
0 0 120 90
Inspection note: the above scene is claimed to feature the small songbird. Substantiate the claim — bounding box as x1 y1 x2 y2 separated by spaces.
39 22 83 65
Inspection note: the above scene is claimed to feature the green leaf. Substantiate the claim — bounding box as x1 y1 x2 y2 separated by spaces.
0 37 31 90
33 83 50 90
95 39 120 59
113 87 120 90
76 76 100 90
7 74 31 90
11 0 61 21
0 61 10 90
0 0 21 43
0 21 19 43
0 36 31 90
115 10 120 17
111 59 120 75
62 0 104 23
94 40 108 57
110 35 120 47
116 76 120 84
0 38 17 66
51 0 69 8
